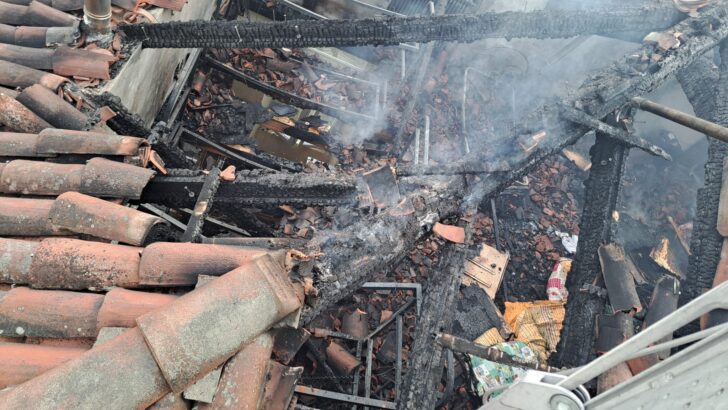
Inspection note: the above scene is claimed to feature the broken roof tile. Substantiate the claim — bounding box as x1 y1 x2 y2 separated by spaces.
326 340 361 375
51 46 114 79
136 254 301 392
197 333 274 410
28 237 142 290
260 361 302 410
598 243 642 313
49 191 165 245
0 157 155 198
432 222 466 244
0 342 87 388
0 286 103 338
138 242 271 286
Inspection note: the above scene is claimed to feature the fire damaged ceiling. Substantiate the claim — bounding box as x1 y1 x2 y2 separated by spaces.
1 0 728 409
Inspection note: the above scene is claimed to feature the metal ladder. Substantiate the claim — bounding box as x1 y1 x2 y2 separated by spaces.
483 281 728 410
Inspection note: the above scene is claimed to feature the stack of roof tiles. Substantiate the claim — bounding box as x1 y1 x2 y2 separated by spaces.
0 148 306 407
0 4 308 407
0 0 188 135
0 198 306 409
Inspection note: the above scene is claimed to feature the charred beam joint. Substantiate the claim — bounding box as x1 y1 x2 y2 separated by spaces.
180 167 221 243
559 104 671 160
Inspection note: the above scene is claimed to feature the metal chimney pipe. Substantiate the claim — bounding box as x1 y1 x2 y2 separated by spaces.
84 0 111 36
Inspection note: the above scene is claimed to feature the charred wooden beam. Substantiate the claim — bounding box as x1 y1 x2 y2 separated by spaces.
170 126 301 172
303 4 728 332
74 88 150 137
205 57 373 124
141 169 357 209
553 132 629 369
559 104 672 160
433 4 728 186
120 6 686 49
398 244 465 410
679 44 728 318
301 178 466 323
180 167 220 243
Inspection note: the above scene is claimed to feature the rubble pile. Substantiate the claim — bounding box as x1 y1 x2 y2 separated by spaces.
1 0 728 409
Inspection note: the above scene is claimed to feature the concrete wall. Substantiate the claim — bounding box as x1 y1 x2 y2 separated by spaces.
102 0 217 127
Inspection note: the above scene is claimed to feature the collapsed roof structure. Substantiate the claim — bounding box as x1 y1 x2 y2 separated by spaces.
1 0 728 408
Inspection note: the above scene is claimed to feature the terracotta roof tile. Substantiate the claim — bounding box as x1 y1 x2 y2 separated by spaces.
28 237 141 290
0 1 78 27
0 342 87 388
0 91 52 132
138 242 271 286
0 59 67 90
35 129 146 156
0 23 76 48
0 287 103 338
48 191 164 245
0 197 65 236
0 132 49 157
198 333 274 410
261 361 302 409
136 254 301 391
0 237 38 283
0 287 178 339
0 158 154 198
148 392 190 410
16 85 88 129
0 192 163 243
0 238 283 290
0 255 300 408
0 328 170 409
96 287 178 329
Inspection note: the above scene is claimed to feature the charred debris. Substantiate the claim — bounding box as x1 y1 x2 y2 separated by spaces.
0 0 727 408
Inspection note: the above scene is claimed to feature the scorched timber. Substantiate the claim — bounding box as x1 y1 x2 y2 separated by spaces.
553 133 629 369
302 178 466 323
399 244 466 410
119 7 686 49
301 5 728 331
141 169 357 208
445 3 728 198
303 3 728 320
680 44 728 319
